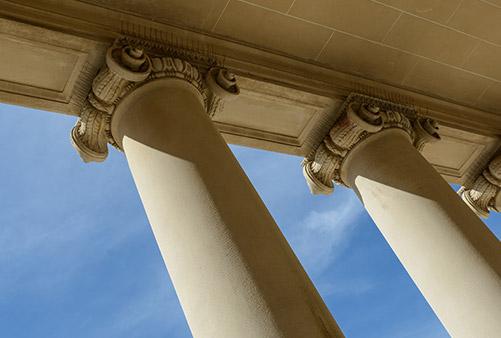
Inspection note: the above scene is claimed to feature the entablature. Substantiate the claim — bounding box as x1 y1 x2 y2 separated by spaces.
0 1 499 185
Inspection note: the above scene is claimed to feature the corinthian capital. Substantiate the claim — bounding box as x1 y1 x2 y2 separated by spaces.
71 38 239 163
303 94 440 195
459 154 501 218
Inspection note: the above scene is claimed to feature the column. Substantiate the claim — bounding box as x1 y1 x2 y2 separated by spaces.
72 41 344 338
303 96 501 338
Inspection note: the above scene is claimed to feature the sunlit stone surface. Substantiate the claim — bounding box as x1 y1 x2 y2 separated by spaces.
0 1 500 337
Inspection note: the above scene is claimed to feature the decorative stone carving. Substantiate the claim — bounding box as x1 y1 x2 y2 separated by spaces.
71 38 240 162
303 94 440 194
71 101 109 163
459 154 501 218
205 68 240 117
413 118 441 151
149 56 204 93
92 45 152 106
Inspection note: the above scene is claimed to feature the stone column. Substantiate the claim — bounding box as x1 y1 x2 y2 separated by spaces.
72 40 343 338
303 95 501 338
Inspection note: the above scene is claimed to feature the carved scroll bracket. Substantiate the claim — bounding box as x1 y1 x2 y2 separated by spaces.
71 38 240 163
459 154 501 218
206 68 239 118
303 94 441 195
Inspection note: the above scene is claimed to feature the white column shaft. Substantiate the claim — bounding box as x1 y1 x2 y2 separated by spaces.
112 78 343 338
343 129 501 338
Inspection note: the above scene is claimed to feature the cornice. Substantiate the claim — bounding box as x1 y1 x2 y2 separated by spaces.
1 0 500 136
303 94 440 194
71 38 239 162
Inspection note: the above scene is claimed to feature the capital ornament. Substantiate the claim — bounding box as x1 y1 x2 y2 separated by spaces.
459 154 501 218
303 94 440 194
71 38 239 163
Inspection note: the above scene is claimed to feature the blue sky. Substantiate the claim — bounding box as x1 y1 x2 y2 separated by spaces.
0 103 499 338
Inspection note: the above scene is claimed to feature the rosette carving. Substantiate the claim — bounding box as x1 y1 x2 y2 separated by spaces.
71 39 239 163
303 94 440 195
459 154 501 218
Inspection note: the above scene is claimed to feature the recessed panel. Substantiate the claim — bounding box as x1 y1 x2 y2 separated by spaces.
213 75 337 155
0 35 78 92
217 91 317 138
422 126 500 183
423 138 480 171
214 75 335 145
0 18 107 115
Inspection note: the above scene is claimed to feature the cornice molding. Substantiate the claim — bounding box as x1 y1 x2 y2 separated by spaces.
459 154 501 218
303 94 440 194
1 0 500 136
71 38 239 162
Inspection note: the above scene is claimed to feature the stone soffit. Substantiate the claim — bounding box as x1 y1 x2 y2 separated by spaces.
0 0 499 185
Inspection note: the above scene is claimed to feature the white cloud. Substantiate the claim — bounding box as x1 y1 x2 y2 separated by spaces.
288 189 365 276
316 278 375 298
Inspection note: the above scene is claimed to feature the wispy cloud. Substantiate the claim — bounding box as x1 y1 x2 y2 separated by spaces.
387 318 449 338
0 106 450 338
0 104 190 338
231 145 376 301
86 269 190 338
288 189 364 276
316 278 375 298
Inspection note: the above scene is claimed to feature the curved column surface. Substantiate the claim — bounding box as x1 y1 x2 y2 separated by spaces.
343 129 501 338
111 78 343 338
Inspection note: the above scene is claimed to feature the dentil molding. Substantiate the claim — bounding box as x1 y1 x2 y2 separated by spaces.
71 37 240 162
303 94 441 195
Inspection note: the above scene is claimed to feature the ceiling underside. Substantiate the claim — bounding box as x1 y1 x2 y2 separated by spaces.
76 0 501 115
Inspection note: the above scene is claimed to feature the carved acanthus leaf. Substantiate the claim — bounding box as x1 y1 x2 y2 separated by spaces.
71 38 239 163
149 56 205 94
71 102 109 163
303 94 441 195
71 43 152 162
459 154 501 218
